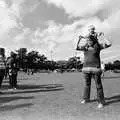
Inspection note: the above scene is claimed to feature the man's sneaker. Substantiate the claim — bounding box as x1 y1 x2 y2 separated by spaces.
80 99 90 104
81 99 86 104
97 103 104 109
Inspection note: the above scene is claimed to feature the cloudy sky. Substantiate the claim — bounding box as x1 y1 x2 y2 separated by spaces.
0 0 120 62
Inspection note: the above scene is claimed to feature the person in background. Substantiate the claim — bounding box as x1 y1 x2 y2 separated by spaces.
76 25 112 108
6 52 18 90
0 53 6 93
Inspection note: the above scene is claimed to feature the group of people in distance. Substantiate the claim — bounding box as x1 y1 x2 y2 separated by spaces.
0 50 18 93
76 25 112 109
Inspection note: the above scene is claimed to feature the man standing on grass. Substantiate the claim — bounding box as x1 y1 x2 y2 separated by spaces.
7 52 18 90
76 25 112 108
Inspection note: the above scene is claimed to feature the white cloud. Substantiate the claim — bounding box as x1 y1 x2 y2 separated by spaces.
0 0 40 56
11 20 78 59
1 0 120 61
0 1 16 33
44 0 120 18
0 0 25 42
13 13 119 60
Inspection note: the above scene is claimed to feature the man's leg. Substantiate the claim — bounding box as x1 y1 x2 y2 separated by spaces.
9 75 13 88
82 72 92 101
94 72 105 104
0 76 3 88
13 74 17 88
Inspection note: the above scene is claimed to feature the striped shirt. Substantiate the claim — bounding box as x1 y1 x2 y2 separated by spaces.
0 57 5 69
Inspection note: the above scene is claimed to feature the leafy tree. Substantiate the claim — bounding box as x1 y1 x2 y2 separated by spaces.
16 48 27 69
105 62 114 70
113 60 120 69
67 56 82 70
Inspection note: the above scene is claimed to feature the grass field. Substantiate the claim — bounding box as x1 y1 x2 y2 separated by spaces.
0 71 120 120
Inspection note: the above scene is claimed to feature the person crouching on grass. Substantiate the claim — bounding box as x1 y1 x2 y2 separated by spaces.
76 25 112 108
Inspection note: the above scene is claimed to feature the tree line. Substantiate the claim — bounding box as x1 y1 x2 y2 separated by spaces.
7 48 120 73
105 60 120 71
8 48 83 72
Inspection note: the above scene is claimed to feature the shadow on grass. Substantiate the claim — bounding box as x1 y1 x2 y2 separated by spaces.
0 103 33 111
105 94 120 106
85 94 120 105
0 96 34 111
2 84 64 94
0 96 34 104
103 76 120 79
17 84 64 90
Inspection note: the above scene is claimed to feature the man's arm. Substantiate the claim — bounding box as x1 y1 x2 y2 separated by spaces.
76 35 87 51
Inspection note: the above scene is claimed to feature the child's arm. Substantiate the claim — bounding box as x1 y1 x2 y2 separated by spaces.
99 37 112 49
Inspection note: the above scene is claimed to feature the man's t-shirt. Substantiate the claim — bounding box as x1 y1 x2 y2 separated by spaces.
83 43 101 68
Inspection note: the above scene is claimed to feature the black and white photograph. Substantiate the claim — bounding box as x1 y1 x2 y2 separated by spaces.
0 0 120 120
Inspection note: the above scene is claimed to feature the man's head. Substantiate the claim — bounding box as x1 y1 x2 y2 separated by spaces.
88 25 95 34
